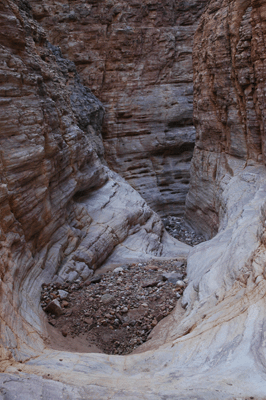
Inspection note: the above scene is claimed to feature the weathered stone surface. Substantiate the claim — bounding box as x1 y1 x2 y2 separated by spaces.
44 299 62 316
162 271 183 283
185 0 266 238
58 290 68 300
0 0 189 366
28 0 208 217
2 0 266 399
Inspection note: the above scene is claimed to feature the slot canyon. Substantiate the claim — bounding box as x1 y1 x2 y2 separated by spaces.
1 0 266 398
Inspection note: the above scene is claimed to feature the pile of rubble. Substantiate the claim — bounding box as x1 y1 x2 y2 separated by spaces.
41 260 187 355
162 216 206 246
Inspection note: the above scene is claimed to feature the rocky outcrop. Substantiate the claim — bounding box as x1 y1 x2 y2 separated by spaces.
28 0 208 217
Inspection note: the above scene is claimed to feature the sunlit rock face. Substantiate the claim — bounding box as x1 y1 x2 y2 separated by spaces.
28 0 208 217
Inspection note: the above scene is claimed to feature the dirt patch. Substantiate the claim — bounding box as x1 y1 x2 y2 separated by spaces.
41 260 187 355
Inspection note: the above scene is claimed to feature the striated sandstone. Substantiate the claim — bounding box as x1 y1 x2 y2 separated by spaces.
186 0 266 238
0 0 189 364
2 0 266 399
28 0 208 217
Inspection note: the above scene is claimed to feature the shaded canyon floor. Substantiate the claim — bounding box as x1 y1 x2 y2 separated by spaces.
41 259 187 355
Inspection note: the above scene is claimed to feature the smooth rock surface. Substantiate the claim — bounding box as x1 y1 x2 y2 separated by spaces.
28 0 208 217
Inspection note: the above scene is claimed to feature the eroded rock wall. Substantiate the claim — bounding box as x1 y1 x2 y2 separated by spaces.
3 0 266 399
0 0 189 361
185 0 266 238
28 0 208 217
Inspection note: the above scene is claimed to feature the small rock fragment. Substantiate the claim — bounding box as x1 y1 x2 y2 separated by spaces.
141 279 161 288
162 272 183 283
45 299 63 316
144 265 158 271
91 275 101 284
113 267 124 274
58 290 69 300
141 303 148 307
84 317 93 325
101 294 114 304
176 280 185 288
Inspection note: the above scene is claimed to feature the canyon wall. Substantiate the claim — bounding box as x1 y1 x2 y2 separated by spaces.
185 0 266 238
2 0 266 399
28 0 208 217
0 0 188 362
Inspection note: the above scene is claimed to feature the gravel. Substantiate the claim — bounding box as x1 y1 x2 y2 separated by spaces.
162 215 206 246
41 260 187 355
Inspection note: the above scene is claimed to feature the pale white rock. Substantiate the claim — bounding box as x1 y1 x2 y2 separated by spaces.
175 280 185 288
57 290 68 300
113 267 124 274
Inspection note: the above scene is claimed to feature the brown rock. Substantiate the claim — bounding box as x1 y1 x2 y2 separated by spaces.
141 279 161 288
144 266 158 271
84 318 93 326
45 299 63 316
29 0 208 217
185 0 266 239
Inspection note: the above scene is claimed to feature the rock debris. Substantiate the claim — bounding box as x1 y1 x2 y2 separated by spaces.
41 260 187 355
163 216 206 246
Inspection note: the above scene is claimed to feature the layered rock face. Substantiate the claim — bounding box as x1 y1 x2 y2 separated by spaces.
0 0 188 362
28 0 207 217
185 0 266 238
2 0 266 399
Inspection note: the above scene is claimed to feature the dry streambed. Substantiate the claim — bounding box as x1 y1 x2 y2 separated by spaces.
41 261 187 355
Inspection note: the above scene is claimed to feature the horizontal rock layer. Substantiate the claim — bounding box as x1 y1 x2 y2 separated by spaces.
185 0 266 238
2 0 266 399
0 0 189 364
28 0 208 216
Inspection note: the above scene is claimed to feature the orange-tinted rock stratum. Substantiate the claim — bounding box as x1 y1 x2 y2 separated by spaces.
1 0 266 399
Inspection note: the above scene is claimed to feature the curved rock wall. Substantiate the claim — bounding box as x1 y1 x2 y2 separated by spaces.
28 0 208 217
185 0 266 238
0 0 189 362
2 0 266 399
